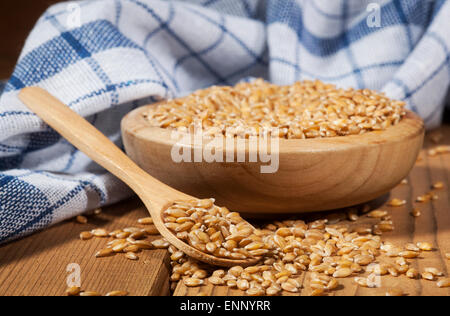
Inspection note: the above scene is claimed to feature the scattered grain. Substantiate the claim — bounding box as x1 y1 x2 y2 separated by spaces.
333 268 352 278
437 278 450 288
80 291 101 296
406 268 419 279
246 287 265 296
398 251 419 259
411 209 421 217
428 145 450 157
105 291 129 296
208 276 225 285
116 231 131 239
76 215 88 224
310 288 325 296
367 210 388 218
184 278 204 287
93 208 102 215
79 231 93 240
132 240 153 250
405 243 420 252
354 277 369 287
124 245 140 253
266 286 281 296
421 272 435 281
140 226 158 236
416 194 431 203
417 242 433 251
95 248 114 258
83 182 449 297
424 267 443 276
376 223 394 232
386 288 403 296
237 279 250 291
281 281 298 293
432 181 444 190
388 199 406 207
91 228 109 238
66 286 81 296
125 252 138 260
192 270 208 279
112 243 129 253
138 217 154 225
151 239 170 249
347 209 359 221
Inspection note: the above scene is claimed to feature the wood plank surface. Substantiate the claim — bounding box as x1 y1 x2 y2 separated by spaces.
174 126 450 296
0 198 171 296
0 128 449 296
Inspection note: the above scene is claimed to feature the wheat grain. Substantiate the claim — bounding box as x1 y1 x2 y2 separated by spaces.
79 231 93 240
437 278 450 288
144 79 406 139
386 288 403 296
105 291 129 296
66 286 81 296
80 291 101 296
76 215 88 224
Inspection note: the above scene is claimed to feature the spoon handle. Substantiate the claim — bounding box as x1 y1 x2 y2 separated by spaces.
19 87 173 206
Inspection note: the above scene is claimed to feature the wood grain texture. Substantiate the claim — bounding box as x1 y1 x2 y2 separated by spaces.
174 126 450 296
122 105 424 215
0 127 448 296
0 198 171 296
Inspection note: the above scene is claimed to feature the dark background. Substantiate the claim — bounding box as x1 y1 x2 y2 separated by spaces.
0 0 65 78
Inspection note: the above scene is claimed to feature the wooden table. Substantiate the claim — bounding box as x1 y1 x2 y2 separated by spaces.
1 127 449 296
0 198 171 296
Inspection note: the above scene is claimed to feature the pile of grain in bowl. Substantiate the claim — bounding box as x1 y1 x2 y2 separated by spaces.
143 79 406 139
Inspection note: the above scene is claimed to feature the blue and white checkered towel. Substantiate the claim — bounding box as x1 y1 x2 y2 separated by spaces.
1 0 449 244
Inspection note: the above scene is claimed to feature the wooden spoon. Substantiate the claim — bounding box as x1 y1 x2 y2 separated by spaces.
19 87 260 267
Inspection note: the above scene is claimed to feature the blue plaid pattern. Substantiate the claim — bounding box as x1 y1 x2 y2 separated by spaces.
0 0 449 244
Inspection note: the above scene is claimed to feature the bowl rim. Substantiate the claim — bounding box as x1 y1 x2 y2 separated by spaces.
122 105 424 155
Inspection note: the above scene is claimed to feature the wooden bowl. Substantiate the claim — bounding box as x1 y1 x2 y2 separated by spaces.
121 106 424 215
